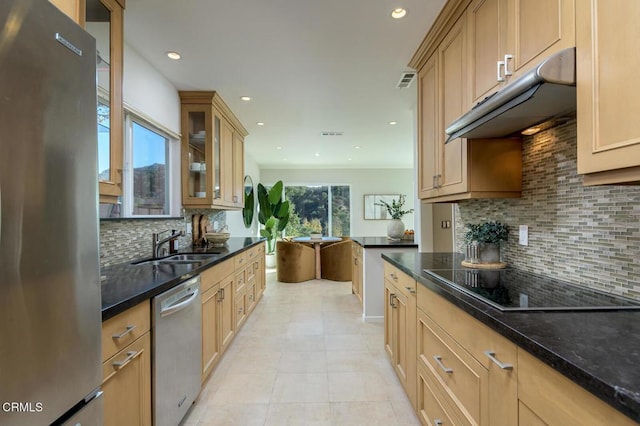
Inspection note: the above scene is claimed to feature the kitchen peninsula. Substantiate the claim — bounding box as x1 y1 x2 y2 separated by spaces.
350 237 418 320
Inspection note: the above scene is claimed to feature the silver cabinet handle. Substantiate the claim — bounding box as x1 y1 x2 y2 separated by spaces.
405 286 416 294
389 272 398 281
112 350 138 370
389 293 396 308
497 60 505 82
434 421 443 426
433 355 453 373
436 174 442 188
504 54 513 76
484 351 513 370
432 175 437 188
112 325 136 339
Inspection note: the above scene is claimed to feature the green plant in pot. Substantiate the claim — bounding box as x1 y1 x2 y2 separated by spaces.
463 221 509 264
257 181 290 260
375 195 414 240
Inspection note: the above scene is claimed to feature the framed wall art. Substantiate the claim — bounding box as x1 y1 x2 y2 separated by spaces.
363 194 399 220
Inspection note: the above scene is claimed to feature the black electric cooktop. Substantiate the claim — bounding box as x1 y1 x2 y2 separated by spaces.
423 267 640 311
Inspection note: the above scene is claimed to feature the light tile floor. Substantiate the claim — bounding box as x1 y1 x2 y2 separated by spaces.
182 269 420 426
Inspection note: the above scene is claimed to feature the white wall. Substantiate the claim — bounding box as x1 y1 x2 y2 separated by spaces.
123 43 180 134
226 153 261 237
260 168 415 237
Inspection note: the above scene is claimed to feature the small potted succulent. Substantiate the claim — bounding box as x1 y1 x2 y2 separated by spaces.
463 221 509 264
375 195 414 240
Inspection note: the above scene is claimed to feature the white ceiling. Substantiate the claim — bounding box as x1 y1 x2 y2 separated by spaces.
124 0 446 169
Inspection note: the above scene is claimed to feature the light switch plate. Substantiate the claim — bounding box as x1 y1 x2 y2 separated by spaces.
519 225 528 246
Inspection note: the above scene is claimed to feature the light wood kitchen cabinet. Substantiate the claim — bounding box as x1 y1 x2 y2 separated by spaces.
201 245 265 383
351 243 363 304
84 0 125 203
383 262 417 409
576 1 640 185
467 0 574 105
234 267 248 329
466 0 508 104
414 12 522 202
218 274 235 354
417 286 518 426
416 17 468 199
518 349 637 426
201 283 221 382
506 0 575 79
179 91 248 209
101 301 151 426
49 0 85 24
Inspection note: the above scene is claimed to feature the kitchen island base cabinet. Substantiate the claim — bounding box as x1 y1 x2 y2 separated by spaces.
101 301 151 426
518 349 637 426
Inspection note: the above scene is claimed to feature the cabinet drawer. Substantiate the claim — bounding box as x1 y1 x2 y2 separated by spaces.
518 349 637 426
102 332 151 426
102 301 150 362
234 269 246 295
200 258 234 293
384 262 416 297
418 309 488 425
418 364 464 426
234 250 248 270
417 285 517 371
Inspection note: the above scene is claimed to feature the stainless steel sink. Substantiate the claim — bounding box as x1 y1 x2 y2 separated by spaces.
131 253 215 266
161 254 215 262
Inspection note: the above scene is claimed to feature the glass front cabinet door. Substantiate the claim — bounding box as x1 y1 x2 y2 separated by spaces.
86 0 125 203
179 91 248 209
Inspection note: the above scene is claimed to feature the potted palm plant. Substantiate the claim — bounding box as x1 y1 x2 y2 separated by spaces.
463 221 509 265
375 195 414 240
257 180 290 267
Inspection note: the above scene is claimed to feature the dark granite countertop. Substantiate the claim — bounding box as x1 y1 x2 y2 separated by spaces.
101 238 264 321
382 252 640 423
351 236 418 248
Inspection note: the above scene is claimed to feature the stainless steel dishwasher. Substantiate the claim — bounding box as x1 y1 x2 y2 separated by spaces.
152 276 202 426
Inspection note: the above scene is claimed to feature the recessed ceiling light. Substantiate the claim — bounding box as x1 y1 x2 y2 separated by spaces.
348 158 352 161
257 122 265 126
240 96 251 101
391 8 407 19
283 157 287 161
389 121 398 125
276 146 282 150
314 152 320 157
166 51 181 60
354 145 361 149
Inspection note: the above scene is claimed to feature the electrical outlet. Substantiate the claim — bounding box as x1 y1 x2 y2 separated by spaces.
519 225 528 246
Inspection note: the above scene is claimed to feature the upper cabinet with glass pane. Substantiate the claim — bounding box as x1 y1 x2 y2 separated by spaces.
179 91 248 210
86 0 125 203
49 0 85 25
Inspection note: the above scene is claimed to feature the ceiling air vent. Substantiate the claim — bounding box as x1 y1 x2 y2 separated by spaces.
397 71 416 88
320 131 343 136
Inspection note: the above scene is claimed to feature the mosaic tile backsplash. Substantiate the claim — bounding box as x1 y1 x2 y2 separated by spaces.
100 209 226 268
454 119 640 300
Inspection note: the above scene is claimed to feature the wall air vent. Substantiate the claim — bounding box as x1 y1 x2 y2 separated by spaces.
320 131 344 136
397 71 416 88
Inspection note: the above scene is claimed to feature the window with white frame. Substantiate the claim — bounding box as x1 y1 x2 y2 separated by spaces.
99 111 180 218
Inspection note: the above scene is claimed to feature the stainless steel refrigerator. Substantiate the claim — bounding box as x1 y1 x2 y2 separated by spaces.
0 0 103 424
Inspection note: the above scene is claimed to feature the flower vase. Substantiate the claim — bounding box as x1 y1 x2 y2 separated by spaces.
387 219 405 240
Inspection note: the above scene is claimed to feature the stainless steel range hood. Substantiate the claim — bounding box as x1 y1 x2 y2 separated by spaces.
445 47 576 142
